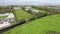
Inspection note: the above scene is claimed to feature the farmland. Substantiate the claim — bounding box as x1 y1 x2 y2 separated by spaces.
0 6 60 34
3 14 60 34
13 9 33 22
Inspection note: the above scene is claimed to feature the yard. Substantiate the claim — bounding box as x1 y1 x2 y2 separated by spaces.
3 14 60 34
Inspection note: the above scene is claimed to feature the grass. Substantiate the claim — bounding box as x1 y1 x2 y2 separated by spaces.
3 14 60 34
13 9 33 22
31 7 46 13
0 16 7 18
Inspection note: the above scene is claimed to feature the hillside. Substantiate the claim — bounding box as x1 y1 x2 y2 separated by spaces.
3 14 60 34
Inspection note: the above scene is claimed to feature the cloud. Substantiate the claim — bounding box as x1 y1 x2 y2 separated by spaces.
0 0 60 6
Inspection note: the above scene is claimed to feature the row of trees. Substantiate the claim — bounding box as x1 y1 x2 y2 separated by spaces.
33 6 60 15
0 6 13 14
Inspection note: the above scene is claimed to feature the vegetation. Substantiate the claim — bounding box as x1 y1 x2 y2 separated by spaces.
3 14 60 34
30 7 47 18
0 6 13 14
0 16 7 18
0 6 60 34
13 9 33 22
32 7 46 13
35 6 60 15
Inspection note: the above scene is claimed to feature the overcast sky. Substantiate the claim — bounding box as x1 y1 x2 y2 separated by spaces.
0 0 60 6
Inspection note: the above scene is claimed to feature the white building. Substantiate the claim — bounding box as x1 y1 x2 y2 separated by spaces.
31 10 39 13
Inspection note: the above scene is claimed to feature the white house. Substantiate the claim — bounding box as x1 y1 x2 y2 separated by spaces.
31 10 39 12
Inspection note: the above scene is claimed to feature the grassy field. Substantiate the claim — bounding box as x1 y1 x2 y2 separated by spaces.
0 16 7 18
3 14 60 34
13 9 33 22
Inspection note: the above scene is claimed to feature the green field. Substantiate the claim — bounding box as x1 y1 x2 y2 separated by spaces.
3 14 60 34
13 9 33 22
0 16 7 18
